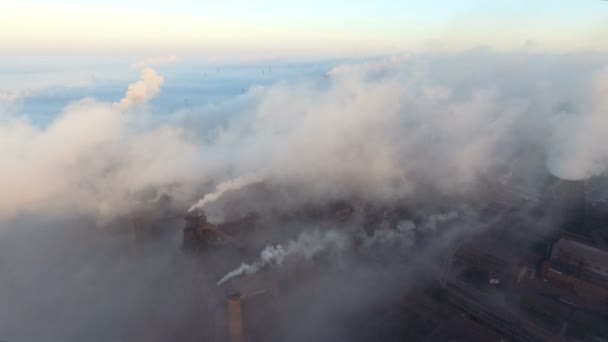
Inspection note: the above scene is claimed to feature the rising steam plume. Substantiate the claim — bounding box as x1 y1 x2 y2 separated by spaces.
189 174 264 213
116 67 164 109
217 229 349 285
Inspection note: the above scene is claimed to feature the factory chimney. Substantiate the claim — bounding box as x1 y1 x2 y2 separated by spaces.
227 293 245 342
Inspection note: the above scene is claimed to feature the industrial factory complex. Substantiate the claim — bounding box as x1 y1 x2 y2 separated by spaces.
172 175 608 342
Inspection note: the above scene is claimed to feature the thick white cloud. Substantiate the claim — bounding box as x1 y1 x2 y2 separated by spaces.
0 69 205 223
548 125 604 181
185 51 608 216
547 67 608 180
2 51 608 225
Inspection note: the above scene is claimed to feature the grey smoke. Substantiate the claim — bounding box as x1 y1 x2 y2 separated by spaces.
219 210 460 285
364 211 459 248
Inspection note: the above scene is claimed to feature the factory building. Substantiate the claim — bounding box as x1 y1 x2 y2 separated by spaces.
542 237 608 304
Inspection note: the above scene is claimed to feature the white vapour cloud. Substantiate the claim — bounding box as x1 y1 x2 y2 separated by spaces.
2 51 608 225
218 229 350 285
185 53 582 210
131 55 178 70
0 68 205 223
116 67 164 109
547 67 608 180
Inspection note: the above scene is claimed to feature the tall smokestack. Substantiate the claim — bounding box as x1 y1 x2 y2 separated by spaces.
227 293 245 342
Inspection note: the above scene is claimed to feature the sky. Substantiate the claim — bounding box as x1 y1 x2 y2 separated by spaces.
2 1 607 66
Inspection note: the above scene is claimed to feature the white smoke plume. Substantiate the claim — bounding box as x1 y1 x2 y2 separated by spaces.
218 210 461 285
217 229 350 285
116 67 164 109
188 174 264 213
217 245 285 286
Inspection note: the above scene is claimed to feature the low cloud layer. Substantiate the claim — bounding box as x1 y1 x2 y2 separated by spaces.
547 67 608 180
0 50 607 226
186 51 608 214
0 67 203 223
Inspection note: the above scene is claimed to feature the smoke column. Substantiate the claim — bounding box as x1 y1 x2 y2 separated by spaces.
116 67 164 109
217 230 349 285
188 174 264 213
218 210 462 285
217 245 287 286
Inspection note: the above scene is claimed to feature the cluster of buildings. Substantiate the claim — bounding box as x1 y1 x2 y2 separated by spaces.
180 177 608 341
441 179 608 341
542 237 608 307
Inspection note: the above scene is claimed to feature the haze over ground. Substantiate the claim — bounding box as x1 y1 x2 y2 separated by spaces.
1 1 607 341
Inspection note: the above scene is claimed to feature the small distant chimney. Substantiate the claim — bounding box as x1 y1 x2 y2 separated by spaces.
227 293 245 342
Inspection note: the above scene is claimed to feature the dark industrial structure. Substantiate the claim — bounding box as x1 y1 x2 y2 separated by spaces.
179 175 608 342
543 237 608 304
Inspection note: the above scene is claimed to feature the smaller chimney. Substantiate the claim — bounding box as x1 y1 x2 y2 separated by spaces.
227 292 245 342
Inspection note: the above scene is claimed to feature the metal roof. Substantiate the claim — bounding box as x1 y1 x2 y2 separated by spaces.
551 237 608 278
